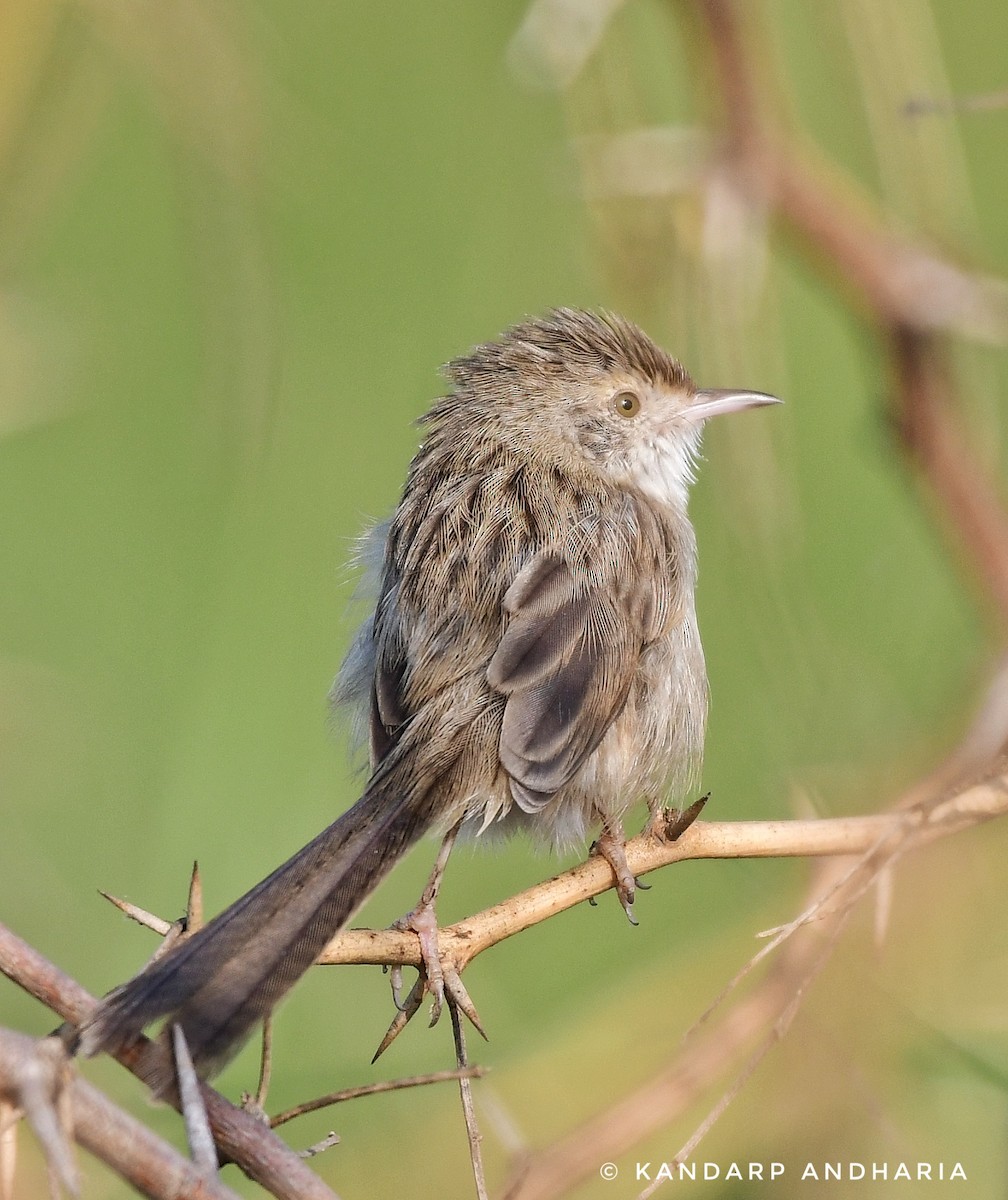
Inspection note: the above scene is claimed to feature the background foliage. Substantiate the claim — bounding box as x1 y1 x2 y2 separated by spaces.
2 1 1007 1196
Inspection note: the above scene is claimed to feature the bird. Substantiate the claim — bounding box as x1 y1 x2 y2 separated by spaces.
79 307 779 1089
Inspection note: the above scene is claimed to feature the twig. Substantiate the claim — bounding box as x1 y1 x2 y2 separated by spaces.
98 893 172 938
0 925 338 1200
0 1101 16 1200
0 1032 78 1197
317 777 1006 976
0 1027 241 1200
255 1015 273 1112
450 1000 488 1200
299 1132 340 1160
270 1067 488 1129
69 1070 244 1200
172 1024 218 1175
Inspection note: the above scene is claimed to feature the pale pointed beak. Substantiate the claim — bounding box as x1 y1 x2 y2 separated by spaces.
686 388 782 423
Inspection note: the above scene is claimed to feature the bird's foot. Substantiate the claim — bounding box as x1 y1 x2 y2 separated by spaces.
374 899 485 1061
590 824 639 925
374 821 486 1060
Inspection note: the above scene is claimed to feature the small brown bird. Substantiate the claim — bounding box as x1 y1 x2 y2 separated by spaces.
80 308 778 1085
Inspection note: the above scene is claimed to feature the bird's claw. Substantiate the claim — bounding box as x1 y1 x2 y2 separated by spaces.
591 826 639 925
391 899 445 1016
374 901 486 1060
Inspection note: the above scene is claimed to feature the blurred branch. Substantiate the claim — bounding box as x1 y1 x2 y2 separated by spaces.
0 1029 78 1197
500 866 848 1200
695 0 1008 342
0 1027 242 1200
0 925 337 1200
890 328 1008 625
905 88 1008 116
691 0 1008 628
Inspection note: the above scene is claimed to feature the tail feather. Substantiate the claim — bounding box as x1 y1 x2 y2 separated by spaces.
80 747 441 1085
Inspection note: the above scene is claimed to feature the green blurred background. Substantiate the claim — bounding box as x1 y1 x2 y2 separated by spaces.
2 1 1007 1196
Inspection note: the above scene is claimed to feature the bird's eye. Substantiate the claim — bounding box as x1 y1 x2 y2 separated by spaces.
613 390 641 418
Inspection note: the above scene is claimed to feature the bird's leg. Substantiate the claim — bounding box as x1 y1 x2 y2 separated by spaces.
591 816 639 925
389 823 458 1013
376 820 486 1060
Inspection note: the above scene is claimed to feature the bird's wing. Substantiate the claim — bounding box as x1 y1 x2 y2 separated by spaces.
487 531 671 811
369 574 410 762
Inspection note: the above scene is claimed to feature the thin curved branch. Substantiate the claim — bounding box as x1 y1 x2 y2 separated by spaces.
317 768 1008 975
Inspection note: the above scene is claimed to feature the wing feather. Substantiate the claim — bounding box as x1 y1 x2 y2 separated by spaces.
488 534 668 811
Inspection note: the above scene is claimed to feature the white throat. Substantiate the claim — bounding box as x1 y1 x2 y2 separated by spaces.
627 425 702 512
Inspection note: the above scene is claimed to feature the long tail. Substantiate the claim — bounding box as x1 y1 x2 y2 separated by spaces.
79 738 444 1087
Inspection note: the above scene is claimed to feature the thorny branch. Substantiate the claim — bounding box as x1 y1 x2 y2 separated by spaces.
2 765 1005 1197
0 924 339 1200
0 1026 242 1200
5 2 1008 1197
314 776 1007 977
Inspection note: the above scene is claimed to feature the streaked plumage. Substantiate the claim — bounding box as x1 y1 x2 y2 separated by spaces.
81 308 776 1086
